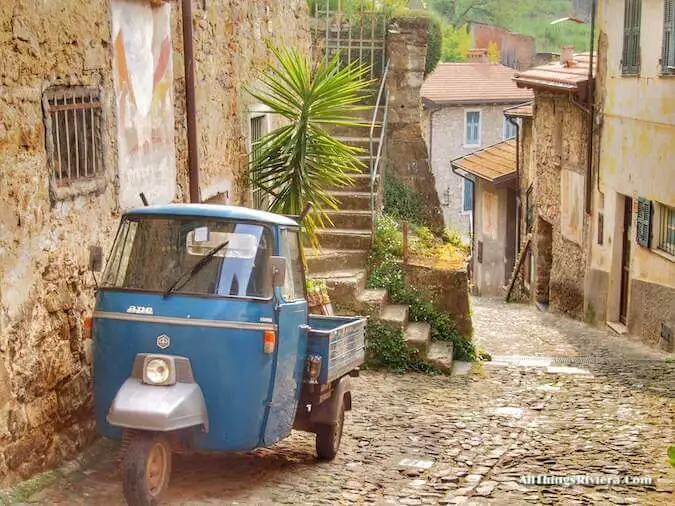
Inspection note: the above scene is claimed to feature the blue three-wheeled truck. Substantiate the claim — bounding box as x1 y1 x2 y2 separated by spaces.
90 204 367 505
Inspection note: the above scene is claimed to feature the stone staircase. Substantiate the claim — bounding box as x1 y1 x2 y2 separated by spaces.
305 104 454 372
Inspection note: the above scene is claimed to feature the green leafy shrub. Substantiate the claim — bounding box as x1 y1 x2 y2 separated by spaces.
383 172 425 225
365 322 440 373
367 217 477 362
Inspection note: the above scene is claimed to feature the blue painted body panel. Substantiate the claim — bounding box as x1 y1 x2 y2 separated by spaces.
125 204 299 227
93 290 279 451
262 300 308 444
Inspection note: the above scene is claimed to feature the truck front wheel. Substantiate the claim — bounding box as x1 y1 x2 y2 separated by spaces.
315 402 345 461
122 433 172 506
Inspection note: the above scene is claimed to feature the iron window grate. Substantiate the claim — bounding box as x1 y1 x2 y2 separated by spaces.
658 204 675 256
622 0 642 75
43 86 104 185
250 115 267 210
663 0 675 74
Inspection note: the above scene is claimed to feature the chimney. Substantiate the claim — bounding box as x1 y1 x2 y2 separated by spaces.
561 45 575 66
468 48 488 63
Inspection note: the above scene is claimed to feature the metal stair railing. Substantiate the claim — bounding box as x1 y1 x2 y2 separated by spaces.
369 59 390 229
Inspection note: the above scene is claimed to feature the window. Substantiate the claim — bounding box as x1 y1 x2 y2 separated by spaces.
249 112 270 210
504 117 518 140
42 86 104 185
663 0 675 74
102 217 274 299
622 0 642 75
281 229 306 301
462 179 474 213
464 110 481 147
657 203 675 256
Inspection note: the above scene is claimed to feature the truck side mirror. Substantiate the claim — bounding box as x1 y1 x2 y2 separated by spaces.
270 256 286 287
89 246 103 273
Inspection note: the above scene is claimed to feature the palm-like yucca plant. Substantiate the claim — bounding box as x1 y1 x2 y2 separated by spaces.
248 46 372 248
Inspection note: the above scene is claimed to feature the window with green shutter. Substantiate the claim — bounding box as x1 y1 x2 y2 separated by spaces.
636 197 652 247
663 0 675 74
622 0 642 75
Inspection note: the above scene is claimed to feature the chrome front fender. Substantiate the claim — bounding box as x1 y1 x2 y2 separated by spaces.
107 378 209 432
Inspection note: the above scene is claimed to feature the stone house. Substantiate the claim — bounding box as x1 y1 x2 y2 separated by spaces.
421 55 532 239
0 0 308 484
512 53 595 319
451 140 518 296
585 0 675 351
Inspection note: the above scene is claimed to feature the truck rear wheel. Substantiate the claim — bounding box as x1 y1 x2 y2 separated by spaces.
315 402 345 461
122 433 172 506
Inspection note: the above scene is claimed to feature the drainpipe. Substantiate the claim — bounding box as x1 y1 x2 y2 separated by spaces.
507 117 521 248
182 0 199 203
585 0 597 215
427 101 442 174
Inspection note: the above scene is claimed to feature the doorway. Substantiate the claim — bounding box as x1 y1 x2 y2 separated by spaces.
619 197 632 324
535 217 553 307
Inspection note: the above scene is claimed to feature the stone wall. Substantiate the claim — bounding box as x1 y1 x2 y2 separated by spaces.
0 0 309 485
403 263 473 339
386 16 444 232
172 0 310 204
531 94 589 319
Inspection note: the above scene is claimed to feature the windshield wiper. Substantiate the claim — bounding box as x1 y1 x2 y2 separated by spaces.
163 240 230 298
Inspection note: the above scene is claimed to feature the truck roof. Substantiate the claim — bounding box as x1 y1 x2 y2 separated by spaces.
124 204 299 227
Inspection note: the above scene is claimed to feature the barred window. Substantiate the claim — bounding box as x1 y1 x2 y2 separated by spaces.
43 86 104 185
249 113 270 210
657 203 675 256
622 0 642 75
663 0 675 74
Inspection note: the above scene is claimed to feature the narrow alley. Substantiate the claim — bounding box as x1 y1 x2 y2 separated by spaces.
17 298 675 505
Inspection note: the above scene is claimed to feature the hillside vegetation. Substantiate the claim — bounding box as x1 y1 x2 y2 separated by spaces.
427 0 591 62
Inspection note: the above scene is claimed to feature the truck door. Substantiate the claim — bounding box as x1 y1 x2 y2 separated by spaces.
262 229 308 444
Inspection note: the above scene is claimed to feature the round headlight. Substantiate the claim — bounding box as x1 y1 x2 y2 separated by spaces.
145 358 170 384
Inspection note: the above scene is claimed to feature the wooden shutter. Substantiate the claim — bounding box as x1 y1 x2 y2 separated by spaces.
636 197 652 247
664 0 675 73
622 0 642 74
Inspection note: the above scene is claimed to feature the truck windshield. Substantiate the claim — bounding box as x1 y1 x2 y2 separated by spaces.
102 217 274 299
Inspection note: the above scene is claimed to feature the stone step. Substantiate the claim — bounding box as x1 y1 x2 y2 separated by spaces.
326 174 377 193
380 304 409 330
323 210 373 229
326 123 382 138
335 136 379 148
356 288 388 317
427 341 454 374
329 191 371 211
305 248 369 273
307 269 366 304
316 228 372 250
404 322 431 359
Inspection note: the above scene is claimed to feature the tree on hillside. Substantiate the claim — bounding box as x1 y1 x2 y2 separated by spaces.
427 0 505 28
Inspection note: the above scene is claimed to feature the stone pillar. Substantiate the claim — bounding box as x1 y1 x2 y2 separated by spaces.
386 16 445 232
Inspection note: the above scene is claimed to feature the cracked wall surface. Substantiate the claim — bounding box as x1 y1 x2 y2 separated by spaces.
0 0 308 485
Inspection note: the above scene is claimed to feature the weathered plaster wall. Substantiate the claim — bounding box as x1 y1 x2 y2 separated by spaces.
0 0 309 485
172 0 310 205
423 104 518 237
0 0 119 484
587 0 675 350
532 94 589 319
386 16 444 232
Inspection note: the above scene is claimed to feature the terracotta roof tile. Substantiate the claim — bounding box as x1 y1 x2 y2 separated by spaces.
513 53 595 96
504 101 533 118
421 63 533 105
451 139 516 184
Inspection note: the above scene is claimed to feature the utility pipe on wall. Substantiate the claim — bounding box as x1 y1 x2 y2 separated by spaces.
182 0 199 203
585 0 597 215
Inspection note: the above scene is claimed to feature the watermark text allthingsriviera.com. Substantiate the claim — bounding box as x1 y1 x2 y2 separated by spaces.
520 475 653 486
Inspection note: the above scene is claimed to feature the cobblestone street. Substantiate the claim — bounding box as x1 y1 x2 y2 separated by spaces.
21 298 675 505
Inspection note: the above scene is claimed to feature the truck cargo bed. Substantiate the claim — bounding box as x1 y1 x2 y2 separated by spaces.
306 315 367 384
